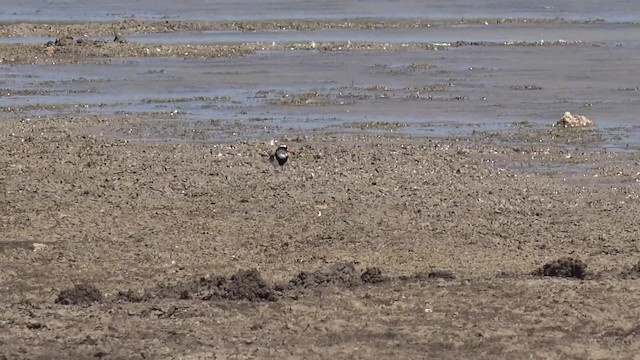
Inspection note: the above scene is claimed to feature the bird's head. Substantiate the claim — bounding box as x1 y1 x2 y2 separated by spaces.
276 145 294 159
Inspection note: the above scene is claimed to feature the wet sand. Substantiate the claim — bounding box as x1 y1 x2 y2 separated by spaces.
3 115 640 358
2 13 640 359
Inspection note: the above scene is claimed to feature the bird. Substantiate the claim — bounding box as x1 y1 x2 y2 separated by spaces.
269 145 293 167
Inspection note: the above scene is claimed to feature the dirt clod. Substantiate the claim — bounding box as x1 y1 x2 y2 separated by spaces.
534 257 587 279
55 284 103 305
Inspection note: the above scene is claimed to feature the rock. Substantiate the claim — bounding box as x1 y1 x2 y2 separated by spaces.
556 111 593 127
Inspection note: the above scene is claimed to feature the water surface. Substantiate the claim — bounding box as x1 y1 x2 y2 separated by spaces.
1 0 639 22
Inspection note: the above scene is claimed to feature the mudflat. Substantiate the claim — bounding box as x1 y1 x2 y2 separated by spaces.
2 115 640 359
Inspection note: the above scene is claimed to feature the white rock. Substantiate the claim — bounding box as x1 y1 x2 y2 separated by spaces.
556 111 594 127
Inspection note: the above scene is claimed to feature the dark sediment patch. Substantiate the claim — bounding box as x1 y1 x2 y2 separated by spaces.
47 34 129 48
0 240 35 252
116 263 395 303
284 262 363 290
55 284 103 305
618 260 640 279
115 264 461 304
399 270 457 281
53 36 74 47
360 267 388 284
533 257 588 279
115 290 145 303
153 269 279 302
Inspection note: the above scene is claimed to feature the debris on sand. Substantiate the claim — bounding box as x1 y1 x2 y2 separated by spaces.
533 257 587 279
555 111 594 127
55 283 103 305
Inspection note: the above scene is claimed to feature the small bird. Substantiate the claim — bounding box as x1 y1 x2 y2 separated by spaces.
269 145 293 167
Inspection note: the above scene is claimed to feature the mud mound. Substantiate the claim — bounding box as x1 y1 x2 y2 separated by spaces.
117 264 459 304
121 264 393 303
115 290 145 303
55 284 103 305
284 263 389 290
154 269 278 302
360 267 388 283
533 257 587 279
220 269 278 301
286 262 363 289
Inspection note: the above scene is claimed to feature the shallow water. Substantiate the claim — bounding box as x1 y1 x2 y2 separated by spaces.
4 23 639 46
2 0 640 22
126 23 640 46
2 3 640 146
2 43 640 144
